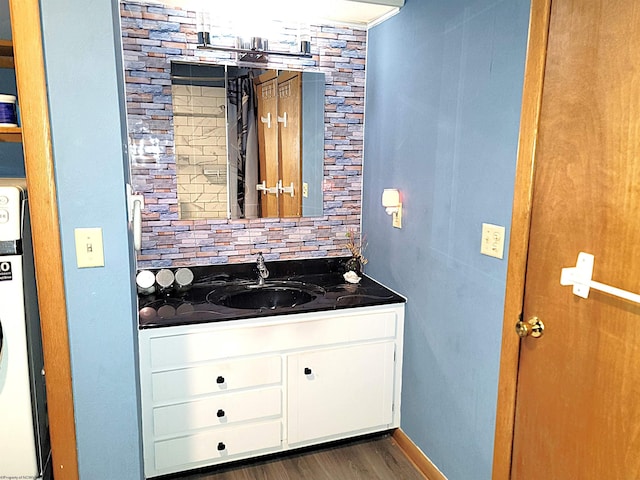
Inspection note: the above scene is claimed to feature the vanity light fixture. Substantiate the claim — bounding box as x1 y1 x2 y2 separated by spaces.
197 37 314 62
195 13 313 63
382 189 402 228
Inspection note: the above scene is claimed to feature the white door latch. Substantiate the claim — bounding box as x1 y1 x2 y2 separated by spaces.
278 180 294 197
256 181 278 195
560 251 640 304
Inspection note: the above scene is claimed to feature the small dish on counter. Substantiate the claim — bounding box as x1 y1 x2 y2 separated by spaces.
343 270 361 284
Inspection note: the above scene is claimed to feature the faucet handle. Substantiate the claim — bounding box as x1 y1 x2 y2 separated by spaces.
256 252 269 279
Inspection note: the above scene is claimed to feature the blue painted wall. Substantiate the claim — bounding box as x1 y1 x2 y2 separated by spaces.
363 1 530 479
0 0 9 35
39 0 143 478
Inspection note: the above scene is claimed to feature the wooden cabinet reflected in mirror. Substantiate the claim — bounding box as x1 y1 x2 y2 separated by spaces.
171 62 325 220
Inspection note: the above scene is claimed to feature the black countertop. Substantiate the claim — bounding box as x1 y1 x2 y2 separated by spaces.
137 257 406 329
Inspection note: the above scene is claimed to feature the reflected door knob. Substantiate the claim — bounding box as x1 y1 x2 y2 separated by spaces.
516 317 545 338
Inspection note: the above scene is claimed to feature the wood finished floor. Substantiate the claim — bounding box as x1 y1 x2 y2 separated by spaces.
165 433 426 480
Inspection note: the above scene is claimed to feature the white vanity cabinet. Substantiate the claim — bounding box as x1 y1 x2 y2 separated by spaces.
138 304 404 478
287 341 396 445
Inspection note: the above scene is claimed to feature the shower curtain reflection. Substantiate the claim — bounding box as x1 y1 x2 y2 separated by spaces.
227 73 259 219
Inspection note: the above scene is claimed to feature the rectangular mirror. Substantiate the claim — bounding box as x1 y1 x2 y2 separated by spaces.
171 62 325 220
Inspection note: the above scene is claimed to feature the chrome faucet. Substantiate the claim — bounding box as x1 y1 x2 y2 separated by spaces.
256 252 269 285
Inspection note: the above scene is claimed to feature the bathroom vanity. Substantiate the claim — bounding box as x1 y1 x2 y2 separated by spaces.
137 258 405 478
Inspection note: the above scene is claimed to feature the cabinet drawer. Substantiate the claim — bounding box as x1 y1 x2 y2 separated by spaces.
153 387 281 436
149 307 399 369
154 420 282 472
152 355 281 403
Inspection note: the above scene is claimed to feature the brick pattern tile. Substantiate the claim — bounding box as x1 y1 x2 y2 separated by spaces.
121 1 366 267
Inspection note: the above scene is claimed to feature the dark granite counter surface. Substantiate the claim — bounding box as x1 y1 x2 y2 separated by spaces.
138 257 406 329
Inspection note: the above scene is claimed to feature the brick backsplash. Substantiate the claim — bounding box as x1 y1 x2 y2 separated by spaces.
120 1 366 268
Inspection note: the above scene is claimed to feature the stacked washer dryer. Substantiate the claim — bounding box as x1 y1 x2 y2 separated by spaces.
0 178 51 479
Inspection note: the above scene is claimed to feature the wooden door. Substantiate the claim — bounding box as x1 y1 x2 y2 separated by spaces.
277 71 302 217
254 71 278 217
509 0 640 478
8 0 78 478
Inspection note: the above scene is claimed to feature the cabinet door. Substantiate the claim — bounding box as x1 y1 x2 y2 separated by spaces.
287 341 396 445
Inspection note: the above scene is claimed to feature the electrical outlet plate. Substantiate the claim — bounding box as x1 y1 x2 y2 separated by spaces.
392 204 402 228
74 227 105 268
481 223 505 259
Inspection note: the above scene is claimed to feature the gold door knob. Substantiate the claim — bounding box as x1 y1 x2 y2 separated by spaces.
516 317 544 338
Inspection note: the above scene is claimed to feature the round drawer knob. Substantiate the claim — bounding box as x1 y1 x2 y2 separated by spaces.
216 375 225 384
216 409 225 418
304 367 312 375
217 442 226 451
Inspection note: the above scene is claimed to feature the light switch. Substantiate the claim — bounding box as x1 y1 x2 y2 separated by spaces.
302 182 309 198
480 223 505 259
74 227 105 268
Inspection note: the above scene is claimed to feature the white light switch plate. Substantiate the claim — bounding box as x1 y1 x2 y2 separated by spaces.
74 227 105 268
481 223 505 259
